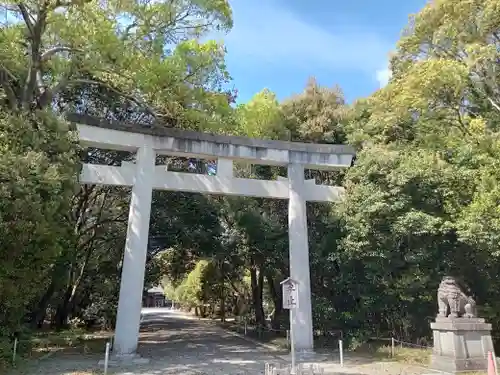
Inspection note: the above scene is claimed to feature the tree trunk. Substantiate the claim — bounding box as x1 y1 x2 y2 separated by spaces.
29 255 72 328
220 264 226 322
220 292 226 322
29 281 56 328
250 266 265 326
266 274 283 330
53 287 72 329
52 242 95 329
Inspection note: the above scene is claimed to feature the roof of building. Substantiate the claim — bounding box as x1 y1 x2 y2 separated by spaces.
147 286 165 294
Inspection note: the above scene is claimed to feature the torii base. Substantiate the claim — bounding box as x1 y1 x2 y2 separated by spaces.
98 353 150 366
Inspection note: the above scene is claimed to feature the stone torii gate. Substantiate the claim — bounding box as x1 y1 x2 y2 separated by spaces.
70 113 355 357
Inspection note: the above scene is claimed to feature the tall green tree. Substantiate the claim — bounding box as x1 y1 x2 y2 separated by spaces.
0 110 79 335
1 0 233 129
281 77 347 144
0 0 237 336
235 89 287 139
338 0 500 340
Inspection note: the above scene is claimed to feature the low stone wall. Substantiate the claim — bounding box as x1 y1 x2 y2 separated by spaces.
265 362 324 375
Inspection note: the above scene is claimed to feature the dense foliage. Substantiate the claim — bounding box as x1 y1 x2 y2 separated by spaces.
2 0 500 365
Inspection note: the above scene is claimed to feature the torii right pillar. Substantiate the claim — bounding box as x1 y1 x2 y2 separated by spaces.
287 163 314 353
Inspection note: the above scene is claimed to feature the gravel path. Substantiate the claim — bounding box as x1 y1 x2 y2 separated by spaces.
8 309 432 375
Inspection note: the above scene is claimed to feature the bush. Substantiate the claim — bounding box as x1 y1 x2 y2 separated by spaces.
0 110 79 341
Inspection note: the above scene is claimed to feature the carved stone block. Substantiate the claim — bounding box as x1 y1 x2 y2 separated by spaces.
430 317 494 373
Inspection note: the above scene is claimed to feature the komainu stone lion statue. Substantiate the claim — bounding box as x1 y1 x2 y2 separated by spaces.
437 276 477 318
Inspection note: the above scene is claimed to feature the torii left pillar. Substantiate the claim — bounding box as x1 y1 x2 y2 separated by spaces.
288 163 314 353
113 145 156 356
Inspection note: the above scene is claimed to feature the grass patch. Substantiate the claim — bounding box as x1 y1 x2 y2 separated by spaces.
378 345 431 365
24 328 112 356
1 328 113 372
218 321 340 351
219 321 290 349
352 341 431 365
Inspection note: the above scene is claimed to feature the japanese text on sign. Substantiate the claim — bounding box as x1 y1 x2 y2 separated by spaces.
282 281 299 309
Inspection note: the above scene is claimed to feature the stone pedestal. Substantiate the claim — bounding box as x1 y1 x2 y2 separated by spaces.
98 353 150 366
430 317 494 374
279 350 330 363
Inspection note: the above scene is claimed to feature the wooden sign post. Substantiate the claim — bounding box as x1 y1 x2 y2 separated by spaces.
281 277 299 375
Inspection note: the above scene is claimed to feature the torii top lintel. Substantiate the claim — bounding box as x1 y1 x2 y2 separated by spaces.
68 113 356 170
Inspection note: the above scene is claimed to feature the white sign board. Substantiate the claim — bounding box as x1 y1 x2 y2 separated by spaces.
281 278 299 310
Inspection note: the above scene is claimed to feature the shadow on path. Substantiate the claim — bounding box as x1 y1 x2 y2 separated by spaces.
11 309 286 375
9 310 428 375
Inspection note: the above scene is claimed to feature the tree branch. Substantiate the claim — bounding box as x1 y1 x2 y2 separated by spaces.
71 184 96 234
38 75 70 108
41 46 82 62
39 77 159 116
487 96 500 113
17 3 34 35
0 65 18 110
454 107 475 138
121 22 138 41
225 276 245 296
20 2 47 109
469 74 500 114
79 216 128 239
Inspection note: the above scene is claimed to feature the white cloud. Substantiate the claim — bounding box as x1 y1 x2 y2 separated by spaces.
376 67 392 87
215 1 392 74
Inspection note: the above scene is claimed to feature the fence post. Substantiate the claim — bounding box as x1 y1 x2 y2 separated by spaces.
244 321 247 335
104 342 110 375
494 350 499 375
339 339 344 367
391 337 395 358
12 337 18 366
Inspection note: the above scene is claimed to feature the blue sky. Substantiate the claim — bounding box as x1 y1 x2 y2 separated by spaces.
216 0 428 104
